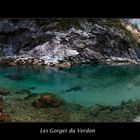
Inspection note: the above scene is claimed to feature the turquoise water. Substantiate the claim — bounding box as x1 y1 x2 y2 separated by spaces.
1 64 140 107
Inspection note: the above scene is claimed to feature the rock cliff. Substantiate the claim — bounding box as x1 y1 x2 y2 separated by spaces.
0 18 140 66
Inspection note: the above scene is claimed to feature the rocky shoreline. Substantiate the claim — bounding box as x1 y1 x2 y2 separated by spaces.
0 55 140 68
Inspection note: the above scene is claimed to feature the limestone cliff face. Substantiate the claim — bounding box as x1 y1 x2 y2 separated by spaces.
0 18 140 66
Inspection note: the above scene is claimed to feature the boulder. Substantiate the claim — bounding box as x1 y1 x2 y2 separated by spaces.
55 62 71 68
32 94 62 108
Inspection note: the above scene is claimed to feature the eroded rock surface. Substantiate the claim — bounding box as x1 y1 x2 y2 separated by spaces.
0 19 140 66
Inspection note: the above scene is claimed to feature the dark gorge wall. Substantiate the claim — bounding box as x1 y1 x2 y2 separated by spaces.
0 19 140 66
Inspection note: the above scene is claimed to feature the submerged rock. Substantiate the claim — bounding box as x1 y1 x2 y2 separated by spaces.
46 108 70 121
0 97 4 112
5 74 24 81
0 88 10 96
0 97 11 122
28 87 36 90
0 112 11 122
16 89 31 94
32 94 62 108
88 100 140 122
24 94 38 100
89 105 105 116
62 86 82 93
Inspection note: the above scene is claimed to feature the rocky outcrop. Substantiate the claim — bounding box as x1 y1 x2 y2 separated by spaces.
0 19 140 66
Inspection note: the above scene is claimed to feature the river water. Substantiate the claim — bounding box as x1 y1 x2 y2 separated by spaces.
1 64 140 107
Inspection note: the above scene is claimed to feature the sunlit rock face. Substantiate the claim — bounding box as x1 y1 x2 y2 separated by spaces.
0 19 140 66
129 19 140 30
